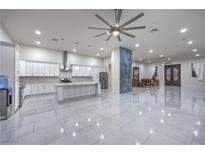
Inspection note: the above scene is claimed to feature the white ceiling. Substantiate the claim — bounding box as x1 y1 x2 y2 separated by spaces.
2 9 205 62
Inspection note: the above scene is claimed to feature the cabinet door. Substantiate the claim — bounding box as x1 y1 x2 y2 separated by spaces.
31 84 38 95
32 62 39 76
38 63 45 76
25 84 31 96
74 66 80 76
49 64 55 76
38 84 45 94
54 64 59 76
44 63 50 76
26 62 33 76
87 67 92 76
20 60 26 76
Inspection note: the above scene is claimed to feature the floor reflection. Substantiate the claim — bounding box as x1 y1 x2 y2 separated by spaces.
164 86 181 109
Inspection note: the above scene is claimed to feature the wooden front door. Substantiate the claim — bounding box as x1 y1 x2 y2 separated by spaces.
165 64 181 86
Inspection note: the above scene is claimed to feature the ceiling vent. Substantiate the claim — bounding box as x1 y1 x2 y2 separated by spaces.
52 38 59 42
150 28 159 33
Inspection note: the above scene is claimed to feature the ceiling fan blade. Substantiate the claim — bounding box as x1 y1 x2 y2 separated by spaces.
94 33 107 38
120 31 135 38
105 34 112 41
122 26 146 30
88 27 111 30
116 9 123 24
120 12 144 28
95 14 113 28
117 35 122 42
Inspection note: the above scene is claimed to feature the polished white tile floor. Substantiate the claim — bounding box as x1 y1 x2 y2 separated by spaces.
0 86 205 145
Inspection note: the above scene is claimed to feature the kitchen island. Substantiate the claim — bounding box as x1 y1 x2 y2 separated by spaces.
55 82 101 102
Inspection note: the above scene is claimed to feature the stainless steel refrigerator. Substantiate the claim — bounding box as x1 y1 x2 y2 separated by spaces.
99 72 108 89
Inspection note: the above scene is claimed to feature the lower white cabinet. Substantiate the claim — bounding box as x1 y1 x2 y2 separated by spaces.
23 83 55 98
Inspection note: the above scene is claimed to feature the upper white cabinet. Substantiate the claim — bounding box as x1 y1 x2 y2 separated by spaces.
71 65 107 82
20 60 59 77
26 61 33 76
19 60 26 76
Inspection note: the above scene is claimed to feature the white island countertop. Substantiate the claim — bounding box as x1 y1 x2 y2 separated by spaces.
55 82 101 102
55 82 99 87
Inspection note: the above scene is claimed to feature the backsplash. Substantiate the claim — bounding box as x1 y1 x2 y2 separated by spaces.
71 76 93 82
20 77 59 84
20 76 93 85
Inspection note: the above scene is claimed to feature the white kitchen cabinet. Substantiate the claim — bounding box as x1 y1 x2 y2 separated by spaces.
45 84 50 93
54 64 59 76
38 84 44 94
38 63 45 76
20 60 59 77
26 61 33 76
44 63 50 76
31 84 38 95
49 64 55 76
32 62 39 76
20 60 26 76
23 83 55 97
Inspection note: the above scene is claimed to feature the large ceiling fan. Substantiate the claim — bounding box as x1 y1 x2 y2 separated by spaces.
88 9 146 42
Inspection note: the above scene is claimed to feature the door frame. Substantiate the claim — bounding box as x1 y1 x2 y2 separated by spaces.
164 64 181 86
133 67 140 80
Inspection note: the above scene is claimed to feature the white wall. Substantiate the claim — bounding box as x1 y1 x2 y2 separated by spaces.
111 48 120 93
0 10 12 42
67 52 104 67
144 57 205 88
20 45 62 63
20 45 104 67
132 62 146 79
145 63 164 86
170 58 205 88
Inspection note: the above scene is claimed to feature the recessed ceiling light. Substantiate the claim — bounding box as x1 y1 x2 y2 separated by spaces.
73 49 77 52
100 48 104 51
138 58 142 61
187 41 193 45
180 28 187 33
195 54 200 57
112 30 119 36
96 53 100 56
60 128 64 133
36 41 41 45
193 49 198 52
160 54 164 58
149 50 153 53
167 58 171 61
135 43 140 47
148 60 151 63
160 119 164 124
35 30 41 35
197 121 201 126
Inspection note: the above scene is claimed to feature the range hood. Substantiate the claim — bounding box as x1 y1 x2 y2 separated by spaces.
60 51 71 72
